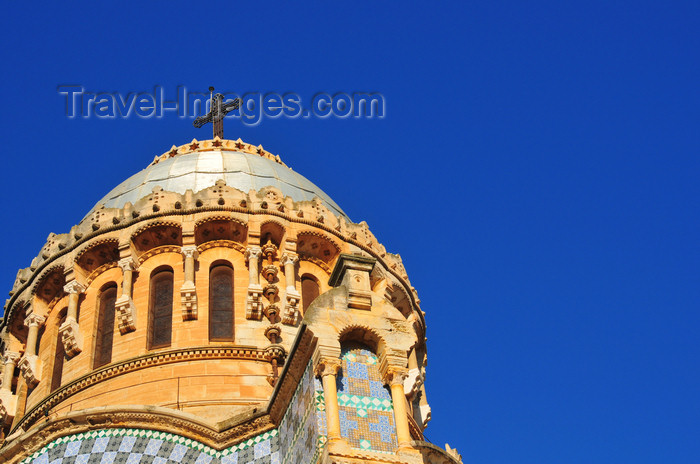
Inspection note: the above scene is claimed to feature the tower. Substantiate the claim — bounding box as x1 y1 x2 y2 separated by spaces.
0 137 461 463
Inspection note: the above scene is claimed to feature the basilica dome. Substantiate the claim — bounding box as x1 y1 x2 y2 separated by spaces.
85 142 347 221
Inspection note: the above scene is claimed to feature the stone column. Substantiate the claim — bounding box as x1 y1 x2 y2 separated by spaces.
59 281 85 357
315 357 344 443
115 258 137 333
245 246 263 320
0 352 20 422
280 253 301 325
0 352 19 392
18 314 46 388
385 367 412 450
180 246 199 320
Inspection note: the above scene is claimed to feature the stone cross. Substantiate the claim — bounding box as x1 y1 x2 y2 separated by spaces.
193 87 241 139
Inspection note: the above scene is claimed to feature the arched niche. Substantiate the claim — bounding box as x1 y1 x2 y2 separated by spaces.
131 222 182 255
33 266 65 304
194 218 247 246
260 221 285 248
75 238 120 276
297 232 339 265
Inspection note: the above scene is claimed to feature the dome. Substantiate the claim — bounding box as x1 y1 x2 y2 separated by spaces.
85 141 347 221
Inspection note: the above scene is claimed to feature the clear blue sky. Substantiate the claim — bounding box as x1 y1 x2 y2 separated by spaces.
1 2 699 463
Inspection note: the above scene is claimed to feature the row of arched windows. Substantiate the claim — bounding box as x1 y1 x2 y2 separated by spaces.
90 264 320 365
47 262 321 392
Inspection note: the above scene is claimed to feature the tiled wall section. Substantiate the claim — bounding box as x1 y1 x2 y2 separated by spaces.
21 361 321 464
336 343 398 453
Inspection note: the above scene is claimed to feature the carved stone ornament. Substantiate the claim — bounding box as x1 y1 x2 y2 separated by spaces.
263 303 279 323
282 289 301 326
264 325 281 343
246 284 264 320
315 357 342 378
24 313 46 328
262 264 278 283
263 283 278 301
264 344 286 361
3 351 20 366
382 366 409 387
180 282 198 321
180 245 199 260
58 318 83 357
62 280 86 295
0 398 7 422
280 252 299 267
404 367 424 397
115 295 137 333
261 240 278 261
244 246 262 263
18 354 41 388
117 257 137 273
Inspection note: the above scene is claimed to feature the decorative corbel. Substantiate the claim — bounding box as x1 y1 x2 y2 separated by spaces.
0 351 20 422
180 246 199 321
18 314 46 388
281 253 301 325
115 258 137 333
245 246 263 320
58 281 86 357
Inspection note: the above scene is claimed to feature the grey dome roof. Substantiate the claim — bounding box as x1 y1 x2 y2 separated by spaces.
86 149 347 220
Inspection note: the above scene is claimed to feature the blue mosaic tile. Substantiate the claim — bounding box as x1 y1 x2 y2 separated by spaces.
338 343 398 453
21 360 324 464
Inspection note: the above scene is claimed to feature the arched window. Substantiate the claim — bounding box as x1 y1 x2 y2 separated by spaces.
51 310 67 391
301 274 320 313
149 269 174 349
337 342 397 452
209 263 234 341
94 285 117 369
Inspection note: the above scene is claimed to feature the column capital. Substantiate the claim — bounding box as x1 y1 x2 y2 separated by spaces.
63 280 86 295
24 313 46 328
118 257 138 272
180 245 199 259
245 246 262 261
315 357 342 378
280 252 299 266
382 366 409 386
3 352 20 365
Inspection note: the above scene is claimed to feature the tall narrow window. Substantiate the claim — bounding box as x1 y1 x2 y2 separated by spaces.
51 310 67 391
301 274 320 313
94 285 117 369
209 264 234 341
149 269 174 349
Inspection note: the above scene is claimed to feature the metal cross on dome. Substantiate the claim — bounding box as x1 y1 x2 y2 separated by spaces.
193 86 241 139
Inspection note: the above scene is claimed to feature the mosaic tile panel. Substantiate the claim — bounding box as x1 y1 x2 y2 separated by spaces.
336 343 398 453
22 360 322 464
